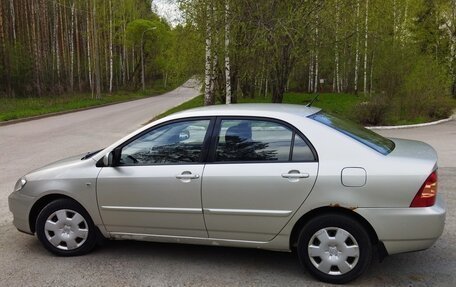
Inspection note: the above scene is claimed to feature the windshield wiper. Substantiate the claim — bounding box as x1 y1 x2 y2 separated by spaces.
81 149 103 160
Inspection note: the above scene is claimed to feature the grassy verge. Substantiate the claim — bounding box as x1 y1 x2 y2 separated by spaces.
154 92 456 126
154 92 364 121
0 79 182 122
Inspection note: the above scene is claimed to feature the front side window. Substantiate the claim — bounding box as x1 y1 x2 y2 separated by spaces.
215 119 294 162
120 119 210 165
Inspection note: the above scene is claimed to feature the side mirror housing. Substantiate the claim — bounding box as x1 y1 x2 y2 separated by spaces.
99 148 121 167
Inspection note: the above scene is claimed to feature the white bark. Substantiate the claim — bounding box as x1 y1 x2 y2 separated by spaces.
210 5 218 99
314 15 319 93
308 50 313 93
86 3 93 95
204 3 213 105
224 0 231 104
354 0 360 93
92 0 101 99
109 0 113 94
334 0 340 93
363 0 369 95
55 3 61 80
70 3 75 92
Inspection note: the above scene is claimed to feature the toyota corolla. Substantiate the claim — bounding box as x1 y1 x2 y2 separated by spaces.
8 104 446 284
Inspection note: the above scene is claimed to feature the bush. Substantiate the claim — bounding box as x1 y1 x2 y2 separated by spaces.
402 56 452 119
427 97 455 120
353 96 389 126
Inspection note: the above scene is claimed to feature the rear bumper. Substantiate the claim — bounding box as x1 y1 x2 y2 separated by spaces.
8 190 34 234
356 194 446 255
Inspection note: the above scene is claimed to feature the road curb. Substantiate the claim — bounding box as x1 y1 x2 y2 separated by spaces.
367 115 454 130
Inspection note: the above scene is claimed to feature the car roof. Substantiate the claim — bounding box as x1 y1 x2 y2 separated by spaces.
170 103 321 119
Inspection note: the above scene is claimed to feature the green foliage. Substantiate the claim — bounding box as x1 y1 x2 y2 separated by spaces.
0 79 182 122
354 96 389 126
402 56 452 119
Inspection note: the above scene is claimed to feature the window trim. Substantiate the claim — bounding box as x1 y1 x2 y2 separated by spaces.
112 116 216 166
206 116 318 164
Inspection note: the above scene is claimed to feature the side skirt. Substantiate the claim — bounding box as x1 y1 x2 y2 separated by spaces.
109 232 290 252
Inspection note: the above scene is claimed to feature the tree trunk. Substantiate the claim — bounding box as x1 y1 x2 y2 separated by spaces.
9 0 16 43
204 2 214 106
87 0 93 96
354 0 360 94
224 0 231 104
334 0 340 93
70 3 75 92
109 0 113 94
93 0 102 99
314 15 319 94
0 2 12 97
363 0 369 95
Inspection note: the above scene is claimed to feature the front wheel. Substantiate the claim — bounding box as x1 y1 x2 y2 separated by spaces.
297 214 373 284
36 198 97 256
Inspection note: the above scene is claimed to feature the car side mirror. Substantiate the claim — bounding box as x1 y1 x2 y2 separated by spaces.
101 148 121 167
102 153 113 167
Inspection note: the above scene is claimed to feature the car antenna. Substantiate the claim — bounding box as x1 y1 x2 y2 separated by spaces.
306 94 319 107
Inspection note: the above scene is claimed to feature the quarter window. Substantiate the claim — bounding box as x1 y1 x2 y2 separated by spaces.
292 134 315 161
120 119 210 165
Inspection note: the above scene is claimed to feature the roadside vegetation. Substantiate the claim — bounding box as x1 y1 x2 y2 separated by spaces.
156 92 455 126
0 80 182 122
1 1 456 125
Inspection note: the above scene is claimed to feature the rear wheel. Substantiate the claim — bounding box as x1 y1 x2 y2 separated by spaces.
36 198 97 256
297 214 372 284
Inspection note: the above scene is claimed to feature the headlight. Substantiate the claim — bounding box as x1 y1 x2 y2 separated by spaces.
14 177 27 192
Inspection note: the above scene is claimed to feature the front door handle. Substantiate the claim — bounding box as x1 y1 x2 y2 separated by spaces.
176 173 200 180
281 172 310 179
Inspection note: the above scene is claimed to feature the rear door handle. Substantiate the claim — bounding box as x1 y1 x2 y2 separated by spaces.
281 172 310 179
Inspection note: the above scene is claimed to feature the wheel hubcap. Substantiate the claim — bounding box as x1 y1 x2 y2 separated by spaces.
308 227 360 276
44 209 89 250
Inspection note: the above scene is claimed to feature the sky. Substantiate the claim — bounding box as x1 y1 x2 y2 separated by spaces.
152 0 183 26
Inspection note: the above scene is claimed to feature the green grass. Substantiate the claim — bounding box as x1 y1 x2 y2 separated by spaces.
0 80 181 122
154 92 456 126
154 92 364 120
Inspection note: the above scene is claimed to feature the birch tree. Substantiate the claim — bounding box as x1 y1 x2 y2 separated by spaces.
204 2 213 106
224 0 231 104
363 0 369 95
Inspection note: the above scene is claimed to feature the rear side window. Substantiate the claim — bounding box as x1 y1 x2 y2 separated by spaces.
309 112 395 155
215 119 316 162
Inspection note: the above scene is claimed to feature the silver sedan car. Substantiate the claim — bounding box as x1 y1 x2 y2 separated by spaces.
9 104 445 284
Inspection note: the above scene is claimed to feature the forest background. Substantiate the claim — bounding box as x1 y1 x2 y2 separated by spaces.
1 0 455 125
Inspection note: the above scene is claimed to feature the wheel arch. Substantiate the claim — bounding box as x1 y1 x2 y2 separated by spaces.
289 206 381 252
29 194 83 234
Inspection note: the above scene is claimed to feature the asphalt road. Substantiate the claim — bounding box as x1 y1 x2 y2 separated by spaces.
0 90 454 286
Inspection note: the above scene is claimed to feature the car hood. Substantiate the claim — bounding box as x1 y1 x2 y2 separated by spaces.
388 138 438 164
25 152 96 181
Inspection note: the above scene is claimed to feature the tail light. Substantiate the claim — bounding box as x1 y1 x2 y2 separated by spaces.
410 171 438 207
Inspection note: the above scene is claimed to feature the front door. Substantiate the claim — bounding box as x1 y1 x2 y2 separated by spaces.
97 118 212 237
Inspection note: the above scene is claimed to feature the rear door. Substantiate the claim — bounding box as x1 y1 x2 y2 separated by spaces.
201 117 319 241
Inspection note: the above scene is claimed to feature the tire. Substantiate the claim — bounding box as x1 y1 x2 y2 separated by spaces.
297 213 372 284
36 198 97 256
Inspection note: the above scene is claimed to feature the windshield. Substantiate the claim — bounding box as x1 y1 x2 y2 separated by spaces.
309 112 395 155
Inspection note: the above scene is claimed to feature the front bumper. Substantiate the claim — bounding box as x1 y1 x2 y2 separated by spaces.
8 190 35 234
356 194 446 255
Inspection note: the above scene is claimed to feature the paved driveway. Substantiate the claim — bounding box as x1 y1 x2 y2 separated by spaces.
0 97 454 286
